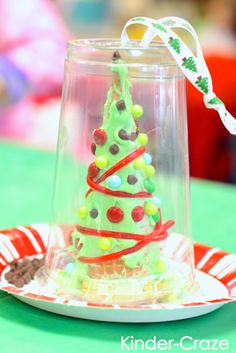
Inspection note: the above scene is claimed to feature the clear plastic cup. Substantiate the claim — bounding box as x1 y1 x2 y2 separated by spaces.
41 39 196 305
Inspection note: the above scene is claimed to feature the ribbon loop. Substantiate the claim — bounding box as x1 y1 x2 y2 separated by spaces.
120 16 236 135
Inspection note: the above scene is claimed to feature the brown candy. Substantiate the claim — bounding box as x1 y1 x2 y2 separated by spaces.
109 144 119 155
116 100 126 111
130 131 138 141
127 175 138 185
118 129 129 140
90 208 98 219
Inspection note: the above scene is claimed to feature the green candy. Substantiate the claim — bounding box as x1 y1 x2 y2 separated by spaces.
131 104 143 118
143 178 155 193
152 212 160 222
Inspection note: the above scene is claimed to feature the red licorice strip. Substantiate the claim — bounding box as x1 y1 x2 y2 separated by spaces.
87 176 152 198
79 240 148 264
78 220 174 263
77 220 174 242
86 146 145 197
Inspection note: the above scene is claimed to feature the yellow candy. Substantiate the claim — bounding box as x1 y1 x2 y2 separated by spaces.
133 157 145 169
157 280 169 290
137 133 148 145
156 260 167 272
131 104 143 119
95 156 108 169
144 202 158 216
78 206 88 219
144 165 155 177
99 237 112 251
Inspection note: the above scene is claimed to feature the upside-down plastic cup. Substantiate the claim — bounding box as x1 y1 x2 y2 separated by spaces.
41 39 196 305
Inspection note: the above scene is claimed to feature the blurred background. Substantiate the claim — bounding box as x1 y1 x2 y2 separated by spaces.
0 0 236 183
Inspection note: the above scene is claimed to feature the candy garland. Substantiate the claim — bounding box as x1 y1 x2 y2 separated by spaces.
121 16 236 135
77 220 174 263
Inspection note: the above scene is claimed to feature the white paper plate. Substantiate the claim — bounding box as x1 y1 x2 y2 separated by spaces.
0 223 235 322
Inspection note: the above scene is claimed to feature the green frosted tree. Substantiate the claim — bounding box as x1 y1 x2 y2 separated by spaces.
182 57 197 73
168 37 181 54
68 51 173 283
195 76 209 94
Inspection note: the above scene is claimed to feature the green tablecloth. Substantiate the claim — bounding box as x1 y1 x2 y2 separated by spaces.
0 142 235 353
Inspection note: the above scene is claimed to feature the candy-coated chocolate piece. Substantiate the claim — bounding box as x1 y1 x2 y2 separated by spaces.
152 212 160 222
90 208 98 218
144 165 155 177
88 162 100 178
131 104 143 118
156 260 167 272
130 131 138 141
131 206 144 222
137 133 148 145
95 155 109 169
107 175 122 189
143 153 152 165
99 237 113 251
153 196 161 208
118 129 129 140
127 174 138 185
78 206 88 219
91 142 96 155
116 100 126 111
107 206 124 223
109 144 119 154
93 128 107 146
133 157 145 169
144 202 158 216
143 178 155 193
65 263 74 273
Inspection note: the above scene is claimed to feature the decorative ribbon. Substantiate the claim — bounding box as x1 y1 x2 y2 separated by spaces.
121 16 236 135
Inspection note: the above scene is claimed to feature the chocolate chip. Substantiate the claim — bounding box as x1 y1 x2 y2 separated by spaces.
109 144 119 155
127 175 138 185
116 100 126 111
5 270 15 281
23 273 32 284
32 259 41 268
5 256 45 288
118 129 129 140
90 208 98 218
112 50 121 61
13 278 25 288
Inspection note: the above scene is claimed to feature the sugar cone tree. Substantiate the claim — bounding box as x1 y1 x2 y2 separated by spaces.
70 51 174 280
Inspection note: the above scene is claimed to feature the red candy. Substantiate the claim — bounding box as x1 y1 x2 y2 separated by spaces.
107 207 124 223
88 162 100 178
91 142 96 155
131 206 144 222
93 128 107 146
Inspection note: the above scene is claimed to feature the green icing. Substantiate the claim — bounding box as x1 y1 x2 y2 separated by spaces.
69 57 164 280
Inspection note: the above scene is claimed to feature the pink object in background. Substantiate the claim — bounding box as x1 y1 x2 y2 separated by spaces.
0 0 70 143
